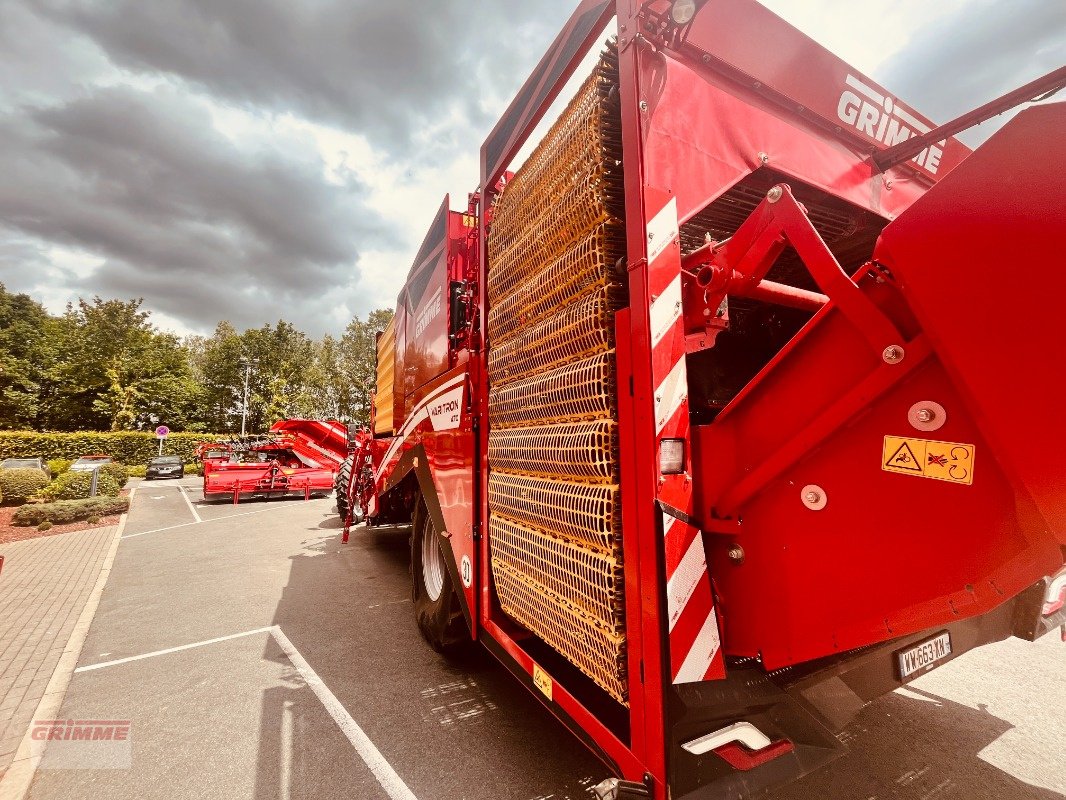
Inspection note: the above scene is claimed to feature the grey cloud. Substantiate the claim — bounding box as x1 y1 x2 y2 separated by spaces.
34 0 573 159
0 84 392 334
879 0 1066 145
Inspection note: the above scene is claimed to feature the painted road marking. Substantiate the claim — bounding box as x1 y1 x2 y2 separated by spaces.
179 485 202 523
121 501 330 539
75 625 420 800
271 627 419 800
75 627 277 672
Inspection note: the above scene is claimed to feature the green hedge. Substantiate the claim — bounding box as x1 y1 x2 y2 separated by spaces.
98 462 129 489
0 468 51 505
43 471 121 500
47 458 73 476
13 497 129 527
0 432 224 464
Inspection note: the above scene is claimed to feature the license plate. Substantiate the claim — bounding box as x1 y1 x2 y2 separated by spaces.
897 632 952 678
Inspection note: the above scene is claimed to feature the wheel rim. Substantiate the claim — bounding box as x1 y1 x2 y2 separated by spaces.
421 518 445 602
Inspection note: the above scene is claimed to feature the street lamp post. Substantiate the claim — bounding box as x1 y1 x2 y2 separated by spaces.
240 358 257 437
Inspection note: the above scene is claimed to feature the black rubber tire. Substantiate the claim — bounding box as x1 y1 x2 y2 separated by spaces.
335 455 353 521
411 497 467 652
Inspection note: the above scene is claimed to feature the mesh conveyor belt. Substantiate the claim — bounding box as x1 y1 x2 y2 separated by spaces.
486 43 629 704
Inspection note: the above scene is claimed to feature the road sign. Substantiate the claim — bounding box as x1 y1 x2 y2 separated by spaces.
156 425 170 439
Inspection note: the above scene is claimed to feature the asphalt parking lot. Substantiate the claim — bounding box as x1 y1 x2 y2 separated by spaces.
23 477 1066 800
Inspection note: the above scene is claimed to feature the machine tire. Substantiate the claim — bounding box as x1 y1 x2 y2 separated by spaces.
335 455 353 521
411 497 467 652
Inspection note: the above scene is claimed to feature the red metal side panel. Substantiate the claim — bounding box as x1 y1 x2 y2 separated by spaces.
874 102 1066 543
639 53 931 227
680 0 970 181
403 200 451 409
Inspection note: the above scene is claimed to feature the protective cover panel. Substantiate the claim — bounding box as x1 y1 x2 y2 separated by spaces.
486 44 629 703
374 317 396 435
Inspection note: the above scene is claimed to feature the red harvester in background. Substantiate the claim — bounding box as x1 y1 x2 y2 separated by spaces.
201 419 348 503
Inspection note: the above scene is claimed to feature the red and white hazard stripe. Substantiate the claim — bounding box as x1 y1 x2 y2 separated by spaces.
645 196 725 684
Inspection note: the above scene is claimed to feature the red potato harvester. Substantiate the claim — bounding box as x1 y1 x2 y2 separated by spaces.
201 419 349 503
336 1 1066 797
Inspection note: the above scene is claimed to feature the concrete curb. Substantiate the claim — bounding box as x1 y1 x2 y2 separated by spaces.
0 512 128 800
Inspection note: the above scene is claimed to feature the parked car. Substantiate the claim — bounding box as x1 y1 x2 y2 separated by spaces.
69 455 113 472
145 456 185 480
0 457 50 477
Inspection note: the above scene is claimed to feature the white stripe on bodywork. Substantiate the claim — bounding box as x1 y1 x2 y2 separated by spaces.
667 532 708 632
646 197 679 265
377 372 467 478
674 609 722 684
650 274 682 348
662 510 681 540
655 358 688 435
845 73 884 105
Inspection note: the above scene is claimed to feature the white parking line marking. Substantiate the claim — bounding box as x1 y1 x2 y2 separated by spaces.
75 627 276 672
72 625 420 800
120 500 329 539
179 485 203 524
271 627 419 800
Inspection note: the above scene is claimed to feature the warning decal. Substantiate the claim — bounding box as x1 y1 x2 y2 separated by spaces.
532 663 553 701
882 436 975 485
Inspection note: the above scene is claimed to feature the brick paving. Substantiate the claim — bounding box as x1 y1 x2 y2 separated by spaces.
0 526 119 780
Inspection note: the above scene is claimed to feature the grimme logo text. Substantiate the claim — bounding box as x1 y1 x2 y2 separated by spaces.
837 74 944 173
32 719 131 741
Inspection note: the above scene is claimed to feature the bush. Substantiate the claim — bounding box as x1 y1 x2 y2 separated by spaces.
87 515 100 525
37 521 53 531
43 470 120 501
13 497 129 527
0 432 225 464
127 465 147 478
0 468 51 505
98 462 129 488
47 458 73 476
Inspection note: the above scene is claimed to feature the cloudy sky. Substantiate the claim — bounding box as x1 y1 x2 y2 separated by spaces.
1 0 1062 337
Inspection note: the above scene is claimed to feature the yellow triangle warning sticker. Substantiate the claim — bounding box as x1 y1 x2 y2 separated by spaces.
884 441 922 472
882 436 975 485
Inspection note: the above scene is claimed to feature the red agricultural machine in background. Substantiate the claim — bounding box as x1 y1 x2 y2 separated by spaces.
201 419 348 503
337 1 1066 797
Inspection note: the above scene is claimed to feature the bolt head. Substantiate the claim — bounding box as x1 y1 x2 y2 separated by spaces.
801 484 827 510
916 408 935 423
639 100 649 112
727 545 745 563
882 345 905 364
766 185 783 203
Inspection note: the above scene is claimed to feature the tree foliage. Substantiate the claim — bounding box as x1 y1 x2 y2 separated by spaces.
0 283 393 433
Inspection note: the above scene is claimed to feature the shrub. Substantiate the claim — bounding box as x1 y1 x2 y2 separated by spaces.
98 462 129 488
43 470 121 501
0 432 225 464
87 515 100 525
0 468 51 505
13 497 129 527
127 465 147 478
47 458 73 476
37 521 53 531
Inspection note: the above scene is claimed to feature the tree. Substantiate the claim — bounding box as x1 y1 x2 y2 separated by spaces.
0 284 54 429
338 308 394 426
34 297 202 432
